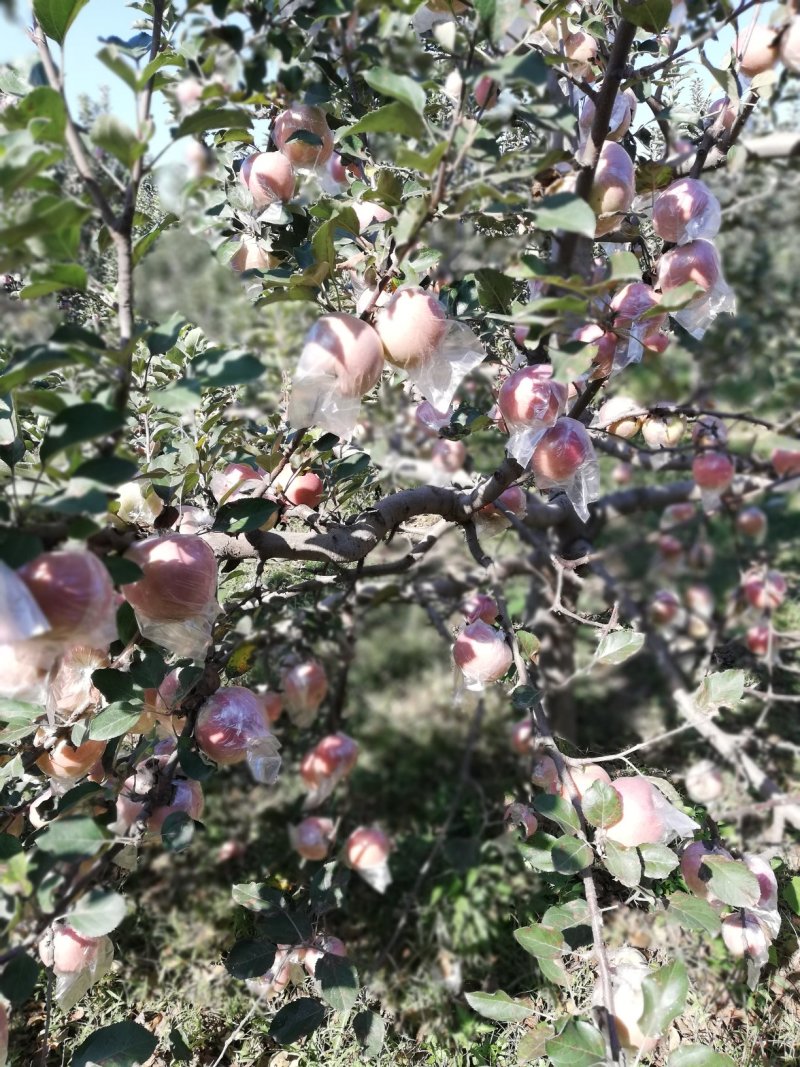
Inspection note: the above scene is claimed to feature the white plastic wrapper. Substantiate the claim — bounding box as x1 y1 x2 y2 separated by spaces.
534 451 601 524
132 600 219 661
500 369 567 469
650 783 700 843
652 178 722 246
354 858 392 894
54 936 114 1012
400 320 486 414
671 278 736 339
0 640 53 703
611 319 648 373
246 734 282 785
287 369 363 440
0 561 50 643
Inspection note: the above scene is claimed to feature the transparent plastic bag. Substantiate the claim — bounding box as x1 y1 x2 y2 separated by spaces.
671 278 736 339
132 598 220 661
54 935 114 1012
535 454 601 524
402 320 487 414
0 561 50 643
354 859 392 894
287 370 364 440
246 734 282 785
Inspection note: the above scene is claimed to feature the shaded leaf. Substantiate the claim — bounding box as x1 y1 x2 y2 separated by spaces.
213 498 280 535
353 1010 385 1057
72 1021 157 1067
269 997 326 1044
161 811 195 853
532 793 580 834
551 835 593 875
316 953 359 1012
40 403 124 461
225 938 276 980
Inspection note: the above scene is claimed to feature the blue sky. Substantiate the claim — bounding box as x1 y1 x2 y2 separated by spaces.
0 1 775 150
0 0 172 145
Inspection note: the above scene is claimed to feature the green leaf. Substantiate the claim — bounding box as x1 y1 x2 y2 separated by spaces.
225 938 276 980
343 102 426 140
532 793 580 835
269 997 326 1044
781 876 800 916
664 892 722 937
535 193 596 237
67 889 126 936
607 251 641 280
618 0 672 33
694 670 745 712
603 840 642 888
90 114 145 168
541 899 591 933
72 1021 158 1067
309 862 350 915
316 953 359 1012
640 842 679 880
0 344 77 392
35 816 108 857
517 1023 556 1062
639 959 689 1037
464 989 532 1023
537 954 572 987
518 831 557 873
231 882 285 912
175 107 252 138
40 403 124 462
551 835 593 875
97 46 138 91
87 702 142 741
497 50 549 89
161 811 195 853
74 456 139 486
475 268 515 313
362 68 426 115
546 1019 607 1067
20 263 87 299
668 1046 737 1067
594 629 645 665
353 1010 385 1057
0 698 42 724
0 951 40 1005
580 780 622 829
514 923 564 960
33 0 89 45
213 498 280 535
703 857 761 908
191 348 263 387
